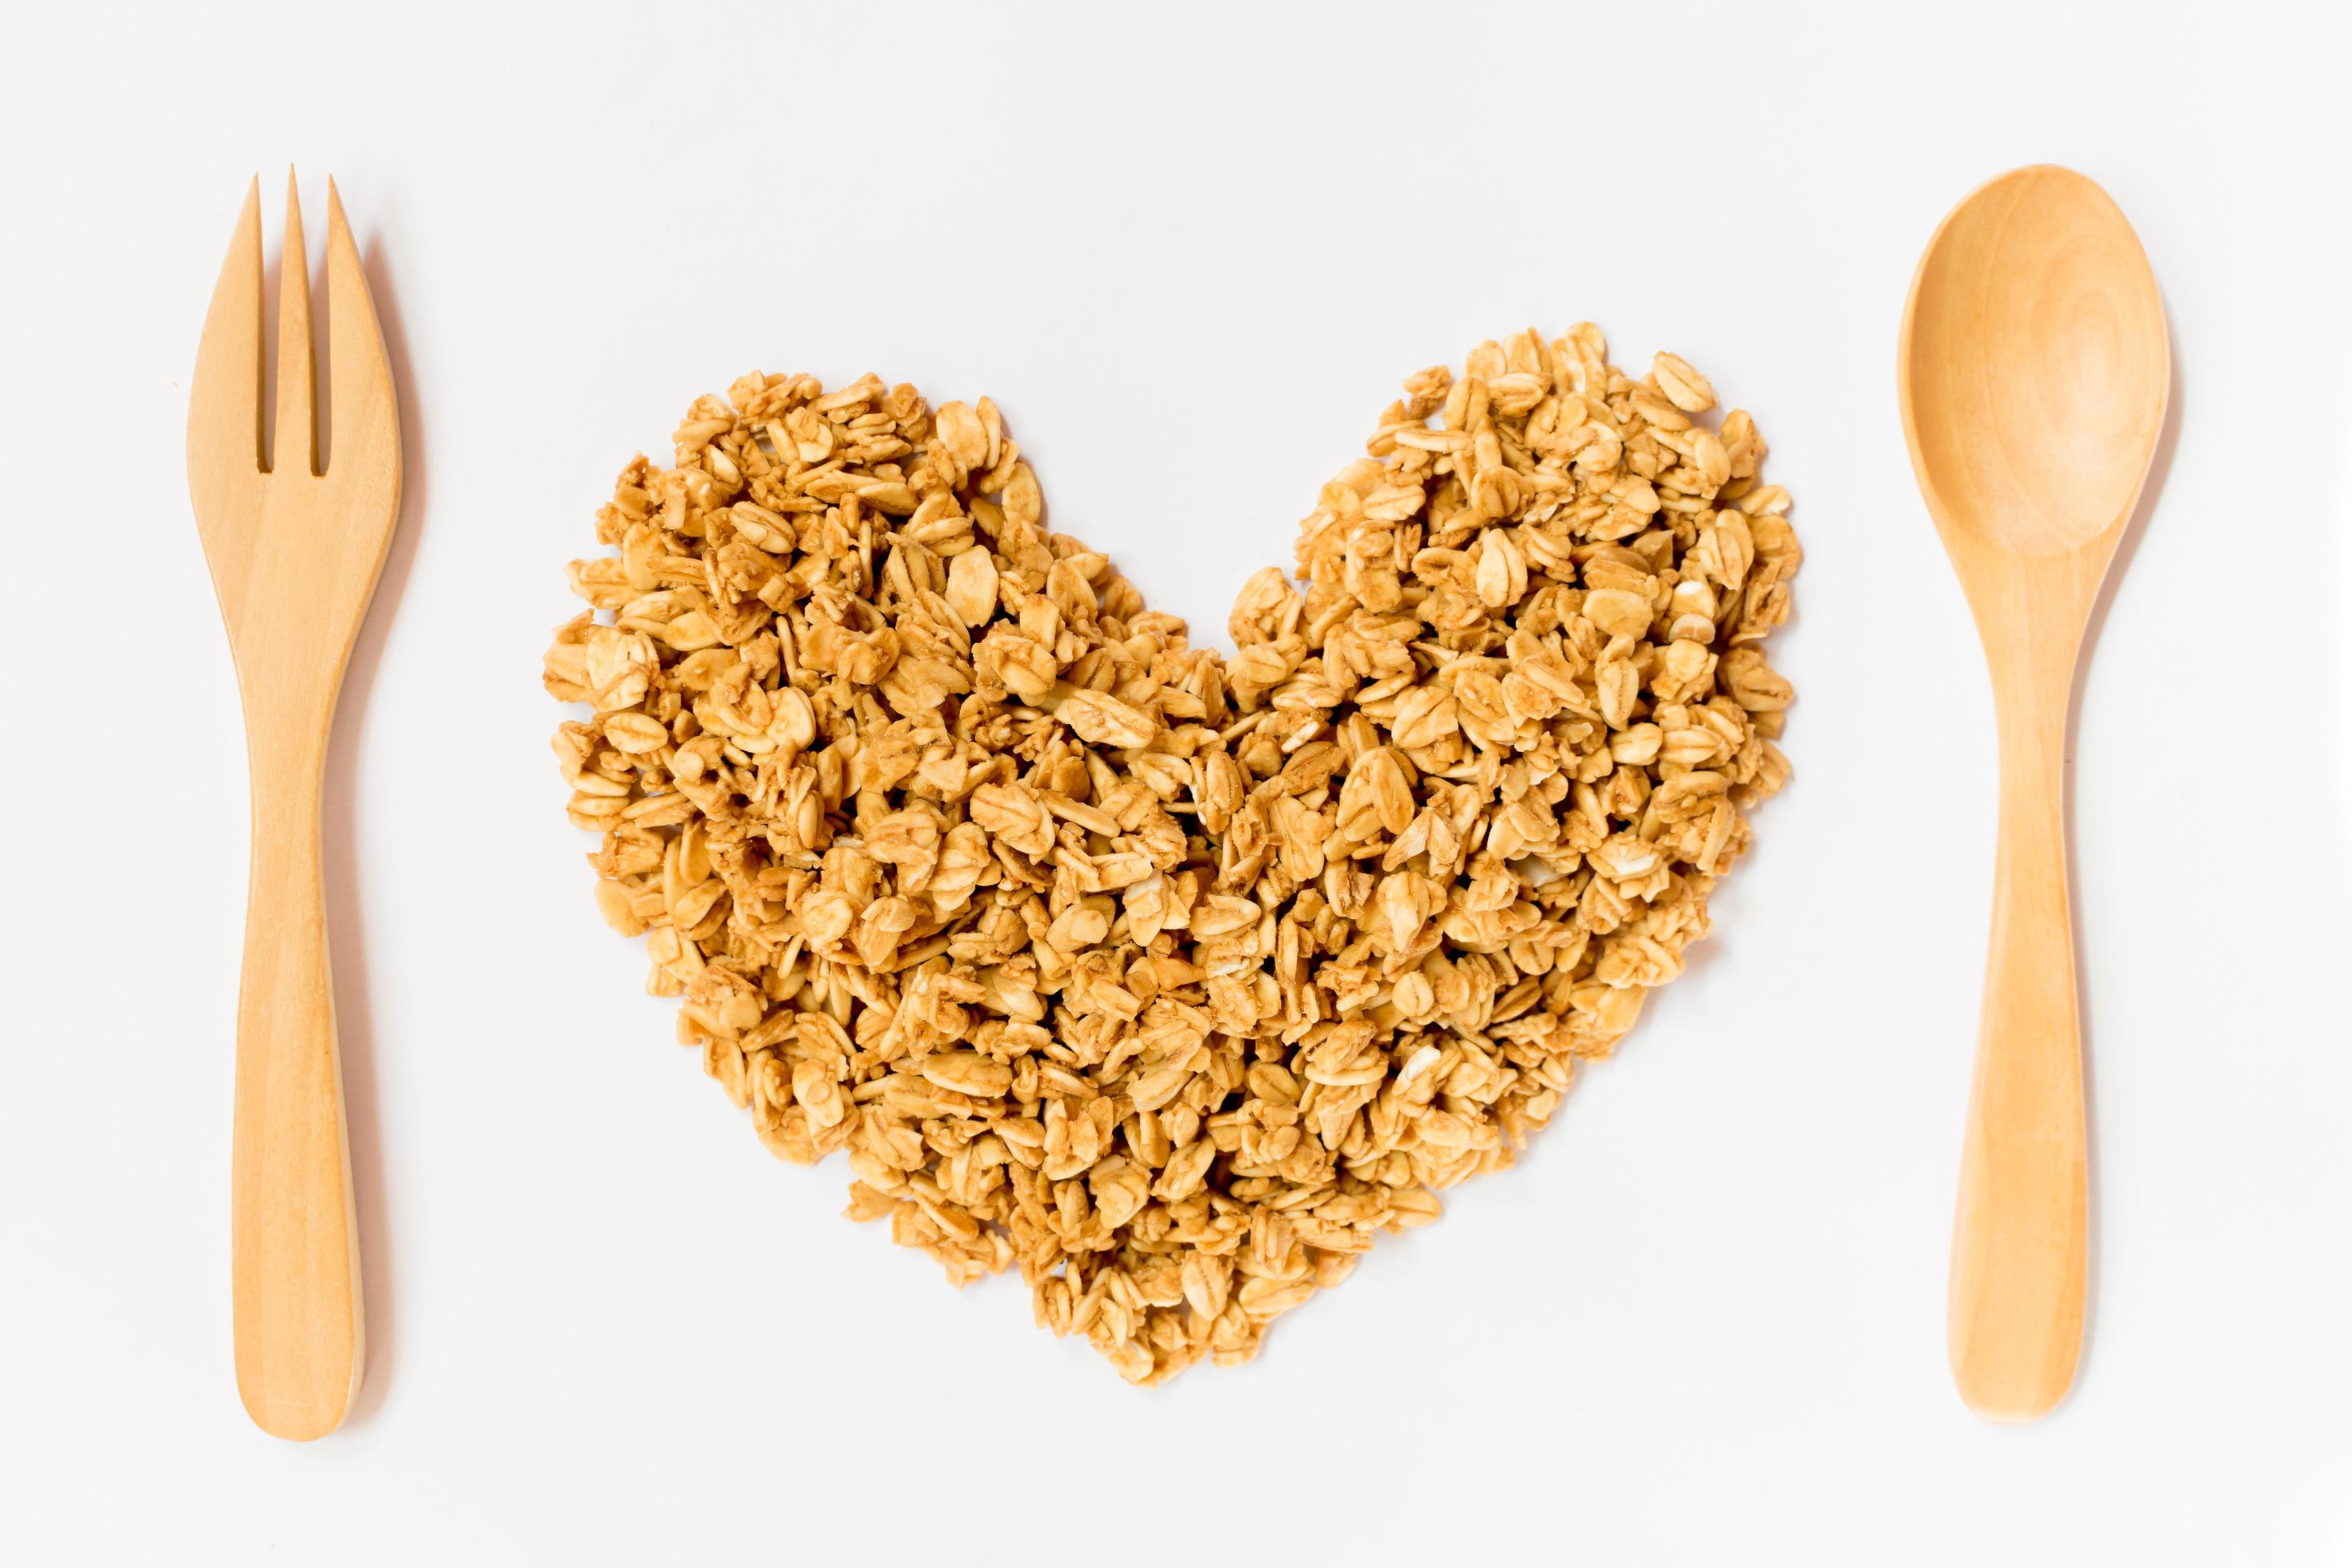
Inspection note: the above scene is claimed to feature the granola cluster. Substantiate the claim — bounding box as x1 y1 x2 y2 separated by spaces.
544 326 1798 1382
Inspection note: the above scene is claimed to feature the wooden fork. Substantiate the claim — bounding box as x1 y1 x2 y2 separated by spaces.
187 173 400 1441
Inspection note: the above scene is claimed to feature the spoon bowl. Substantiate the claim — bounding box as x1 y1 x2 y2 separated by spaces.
1905 165 2168 560
1898 164 2169 1423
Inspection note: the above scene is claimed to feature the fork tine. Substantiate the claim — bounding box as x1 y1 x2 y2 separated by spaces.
189 176 264 477
323 178 396 487
273 170 315 478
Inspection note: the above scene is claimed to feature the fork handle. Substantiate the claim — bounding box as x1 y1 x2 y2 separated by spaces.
1948 681 2087 1422
230 758 363 1440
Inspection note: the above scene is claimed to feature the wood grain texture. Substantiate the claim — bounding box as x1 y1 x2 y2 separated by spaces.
1898 165 2167 1422
187 173 402 1441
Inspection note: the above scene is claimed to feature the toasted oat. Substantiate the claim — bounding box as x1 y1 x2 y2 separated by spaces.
546 331 1798 1383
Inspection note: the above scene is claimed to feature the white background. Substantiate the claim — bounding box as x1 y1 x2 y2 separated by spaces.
5 2 2349 1562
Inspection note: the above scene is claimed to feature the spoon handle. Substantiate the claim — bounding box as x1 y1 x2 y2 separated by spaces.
1949 684 2088 1421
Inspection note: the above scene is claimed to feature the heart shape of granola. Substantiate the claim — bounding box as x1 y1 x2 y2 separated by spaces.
544 324 1799 1383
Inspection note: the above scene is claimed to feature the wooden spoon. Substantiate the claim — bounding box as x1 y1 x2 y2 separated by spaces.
1898 165 2167 1422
